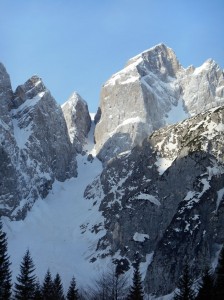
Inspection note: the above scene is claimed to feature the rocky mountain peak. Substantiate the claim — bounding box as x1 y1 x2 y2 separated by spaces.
127 43 182 79
13 75 46 109
94 45 224 163
0 66 77 219
62 92 91 153
0 62 12 86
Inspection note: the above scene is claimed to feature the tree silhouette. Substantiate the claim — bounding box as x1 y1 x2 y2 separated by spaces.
34 280 43 300
127 260 144 300
196 267 213 300
53 273 65 300
42 269 54 300
14 249 36 300
67 276 79 300
88 264 129 299
174 263 195 300
214 246 224 300
0 219 12 300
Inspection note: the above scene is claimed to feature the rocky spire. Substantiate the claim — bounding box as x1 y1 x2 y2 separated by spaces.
62 92 91 153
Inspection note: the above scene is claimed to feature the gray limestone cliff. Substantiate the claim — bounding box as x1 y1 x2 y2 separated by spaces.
84 105 224 296
62 92 91 153
0 65 77 219
95 44 224 162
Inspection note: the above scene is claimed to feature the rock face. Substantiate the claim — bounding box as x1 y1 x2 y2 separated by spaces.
0 65 77 219
84 105 224 296
62 92 91 153
95 43 224 162
0 63 14 125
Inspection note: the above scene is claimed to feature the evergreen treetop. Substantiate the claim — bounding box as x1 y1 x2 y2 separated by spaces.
0 219 12 300
14 249 36 300
53 273 65 300
174 263 195 300
67 276 79 300
196 267 214 300
127 260 144 300
214 246 224 300
42 269 54 300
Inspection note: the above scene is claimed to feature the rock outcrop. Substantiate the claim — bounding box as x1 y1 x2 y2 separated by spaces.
0 66 77 219
62 92 91 153
95 44 224 162
84 105 224 296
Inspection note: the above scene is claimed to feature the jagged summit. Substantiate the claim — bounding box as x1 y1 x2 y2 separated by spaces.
13 75 47 109
105 44 182 88
126 43 182 78
62 91 88 108
0 65 77 219
62 91 91 153
95 44 224 162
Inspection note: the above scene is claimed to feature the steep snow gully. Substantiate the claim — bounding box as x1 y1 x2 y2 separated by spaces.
2 119 106 291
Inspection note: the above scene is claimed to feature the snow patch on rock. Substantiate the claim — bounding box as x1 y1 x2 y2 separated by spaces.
133 232 149 242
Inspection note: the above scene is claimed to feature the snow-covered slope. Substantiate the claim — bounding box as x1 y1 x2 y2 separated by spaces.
3 121 105 291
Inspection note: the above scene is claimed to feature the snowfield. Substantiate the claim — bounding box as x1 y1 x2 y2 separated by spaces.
4 159 104 290
2 121 107 291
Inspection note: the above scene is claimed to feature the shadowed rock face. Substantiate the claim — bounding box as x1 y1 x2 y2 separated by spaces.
62 92 91 153
0 63 14 125
95 43 224 162
0 66 77 219
84 105 224 296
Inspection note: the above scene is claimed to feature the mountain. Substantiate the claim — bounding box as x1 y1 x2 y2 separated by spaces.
0 65 78 219
85 105 224 296
94 44 224 162
62 92 91 153
0 44 224 298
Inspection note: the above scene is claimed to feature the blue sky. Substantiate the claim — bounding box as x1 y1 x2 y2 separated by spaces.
1 0 224 112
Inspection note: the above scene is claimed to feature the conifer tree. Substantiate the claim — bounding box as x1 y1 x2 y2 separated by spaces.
66 276 79 300
214 246 224 300
0 219 12 300
42 269 54 300
34 280 43 300
196 267 214 300
53 273 65 300
14 249 36 300
174 263 195 300
127 260 144 300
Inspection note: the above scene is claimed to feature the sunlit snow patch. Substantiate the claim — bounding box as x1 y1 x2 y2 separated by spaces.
216 187 224 211
165 99 189 125
133 232 149 242
155 157 173 175
136 193 161 206
12 91 45 149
